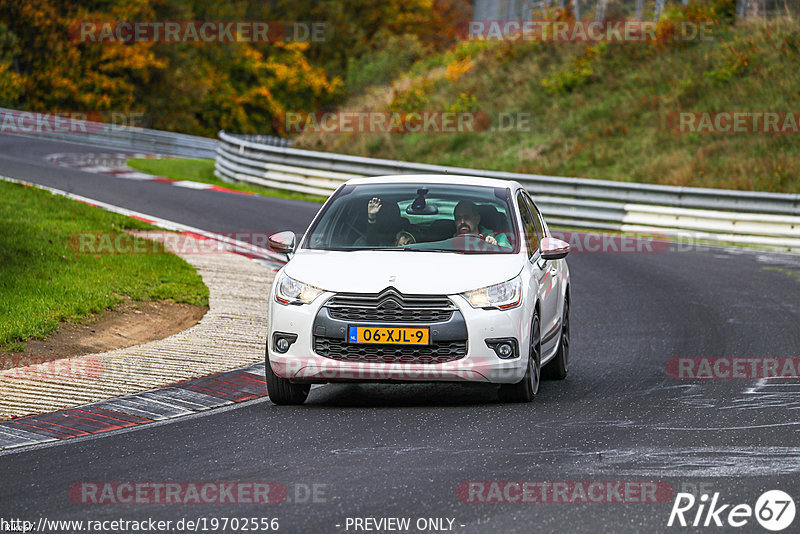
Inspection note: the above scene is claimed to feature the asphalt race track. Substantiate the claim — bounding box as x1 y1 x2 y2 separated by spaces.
1 133 800 533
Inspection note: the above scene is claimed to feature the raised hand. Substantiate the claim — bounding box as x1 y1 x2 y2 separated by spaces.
485 235 498 245
367 197 382 222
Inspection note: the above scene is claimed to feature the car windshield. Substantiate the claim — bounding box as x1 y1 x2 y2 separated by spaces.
302 183 519 254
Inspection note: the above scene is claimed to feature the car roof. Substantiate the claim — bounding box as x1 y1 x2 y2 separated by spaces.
344 174 523 190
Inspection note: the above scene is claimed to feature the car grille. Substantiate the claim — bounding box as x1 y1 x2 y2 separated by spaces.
325 288 455 323
314 337 467 365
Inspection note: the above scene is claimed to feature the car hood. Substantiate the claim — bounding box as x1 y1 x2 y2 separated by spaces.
284 250 523 295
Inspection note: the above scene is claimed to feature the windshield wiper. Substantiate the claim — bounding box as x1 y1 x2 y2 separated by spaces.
401 248 455 253
311 246 489 253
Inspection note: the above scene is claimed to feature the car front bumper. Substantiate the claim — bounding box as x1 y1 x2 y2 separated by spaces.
267 292 529 385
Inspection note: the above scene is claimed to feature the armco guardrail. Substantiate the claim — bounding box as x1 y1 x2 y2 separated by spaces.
0 108 288 158
2 108 276 159
216 131 800 251
0 107 216 158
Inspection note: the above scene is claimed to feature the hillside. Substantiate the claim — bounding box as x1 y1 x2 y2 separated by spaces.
294 9 800 193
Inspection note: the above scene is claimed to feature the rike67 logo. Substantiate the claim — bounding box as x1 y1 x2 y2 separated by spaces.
668 490 796 531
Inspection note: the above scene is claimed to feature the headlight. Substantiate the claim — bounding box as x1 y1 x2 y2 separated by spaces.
462 275 522 309
275 274 324 305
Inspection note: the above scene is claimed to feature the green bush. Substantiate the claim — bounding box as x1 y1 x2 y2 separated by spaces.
346 33 430 94
541 43 607 94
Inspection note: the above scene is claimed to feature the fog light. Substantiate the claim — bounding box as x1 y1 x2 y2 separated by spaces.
485 338 519 359
273 332 298 354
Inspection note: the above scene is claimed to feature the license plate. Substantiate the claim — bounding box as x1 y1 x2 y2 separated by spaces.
348 326 429 345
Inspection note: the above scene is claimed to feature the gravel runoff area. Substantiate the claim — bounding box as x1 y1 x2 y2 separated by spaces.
0 238 275 419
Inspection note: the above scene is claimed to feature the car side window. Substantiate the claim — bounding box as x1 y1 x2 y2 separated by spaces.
523 194 546 240
516 193 539 258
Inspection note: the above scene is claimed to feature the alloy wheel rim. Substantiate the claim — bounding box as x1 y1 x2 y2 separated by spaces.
562 303 570 372
530 316 540 394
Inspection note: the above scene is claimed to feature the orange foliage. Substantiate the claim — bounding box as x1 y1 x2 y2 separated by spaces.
0 0 469 136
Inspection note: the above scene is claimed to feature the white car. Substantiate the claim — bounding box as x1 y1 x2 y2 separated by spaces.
265 175 571 405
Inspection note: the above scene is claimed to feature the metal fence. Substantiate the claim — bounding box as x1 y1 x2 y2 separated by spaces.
215 131 800 251
0 108 292 159
0 108 218 159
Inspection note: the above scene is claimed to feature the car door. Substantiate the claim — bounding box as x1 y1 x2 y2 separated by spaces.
515 192 548 349
521 193 561 357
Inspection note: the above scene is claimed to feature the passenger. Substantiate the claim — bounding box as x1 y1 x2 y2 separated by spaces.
394 230 415 246
453 200 511 248
359 197 410 246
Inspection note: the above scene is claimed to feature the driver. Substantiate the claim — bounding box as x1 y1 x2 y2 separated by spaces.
453 200 511 248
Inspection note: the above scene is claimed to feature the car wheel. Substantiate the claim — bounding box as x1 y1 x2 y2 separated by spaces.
543 296 569 380
499 310 541 403
264 347 310 405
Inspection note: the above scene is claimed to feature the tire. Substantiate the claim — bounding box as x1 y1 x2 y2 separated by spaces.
499 310 541 403
264 347 310 405
543 296 569 380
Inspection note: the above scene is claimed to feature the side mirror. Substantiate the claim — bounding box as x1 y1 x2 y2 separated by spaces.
540 237 570 260
268 231 296 255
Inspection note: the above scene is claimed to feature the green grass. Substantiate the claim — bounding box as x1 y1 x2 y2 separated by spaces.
127 158 327 203
293 15 800 193
764 267 800 283
0 181 209 350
